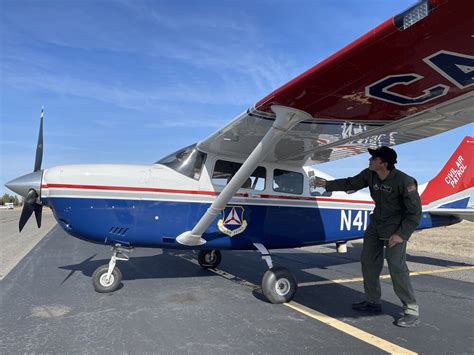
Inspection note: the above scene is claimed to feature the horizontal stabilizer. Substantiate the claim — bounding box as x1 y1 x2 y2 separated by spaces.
429 208 474 222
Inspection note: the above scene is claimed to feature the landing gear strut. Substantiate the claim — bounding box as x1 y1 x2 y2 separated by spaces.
92 244 132 293
254 243 297 304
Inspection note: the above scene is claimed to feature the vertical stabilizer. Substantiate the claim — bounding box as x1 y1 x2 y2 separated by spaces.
421 136 473 208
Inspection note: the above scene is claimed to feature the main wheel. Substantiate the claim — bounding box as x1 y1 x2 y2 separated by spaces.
262 267 297 304
197 250 222 268
92 264 122 293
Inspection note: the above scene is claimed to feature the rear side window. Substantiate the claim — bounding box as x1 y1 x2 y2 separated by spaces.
212 160 266 191
273 169 303 195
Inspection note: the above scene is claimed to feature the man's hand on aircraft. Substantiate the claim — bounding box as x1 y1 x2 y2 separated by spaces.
388 234 404 248
311 177 327 188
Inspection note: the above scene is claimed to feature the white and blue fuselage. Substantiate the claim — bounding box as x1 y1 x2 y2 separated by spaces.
40 152 464 250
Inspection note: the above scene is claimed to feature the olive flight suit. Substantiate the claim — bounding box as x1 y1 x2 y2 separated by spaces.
326 168 422 315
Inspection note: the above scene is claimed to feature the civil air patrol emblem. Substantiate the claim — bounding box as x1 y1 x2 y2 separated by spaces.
217 206 247 237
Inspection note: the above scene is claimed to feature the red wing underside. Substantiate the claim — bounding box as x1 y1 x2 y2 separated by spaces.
255 0 472 122
198 0 473 165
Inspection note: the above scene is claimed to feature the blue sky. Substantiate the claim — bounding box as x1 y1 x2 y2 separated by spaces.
1 0 472 196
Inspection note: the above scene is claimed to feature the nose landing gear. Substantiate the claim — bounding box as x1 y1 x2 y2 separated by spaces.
92 245 132 293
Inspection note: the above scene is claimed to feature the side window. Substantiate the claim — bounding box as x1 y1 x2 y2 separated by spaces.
212 160 266 191
273 169 303 195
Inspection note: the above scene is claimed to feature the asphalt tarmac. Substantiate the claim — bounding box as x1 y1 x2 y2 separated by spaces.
1 210 473 354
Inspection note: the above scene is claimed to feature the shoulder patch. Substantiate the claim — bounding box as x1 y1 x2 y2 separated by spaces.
407 184 417 193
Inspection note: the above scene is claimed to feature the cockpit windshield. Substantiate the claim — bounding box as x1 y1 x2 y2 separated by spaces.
155 144 207 180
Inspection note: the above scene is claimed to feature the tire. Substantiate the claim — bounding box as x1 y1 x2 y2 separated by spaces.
261 267 297 304
92 264 122 293
197 250 222 268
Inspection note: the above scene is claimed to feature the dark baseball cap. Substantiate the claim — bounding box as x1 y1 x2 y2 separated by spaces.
368 146 397 164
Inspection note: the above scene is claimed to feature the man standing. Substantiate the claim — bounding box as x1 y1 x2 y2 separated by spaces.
312 146 421 327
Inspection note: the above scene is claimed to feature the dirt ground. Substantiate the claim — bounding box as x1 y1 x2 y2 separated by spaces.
351 220 473 259
408 220 473 259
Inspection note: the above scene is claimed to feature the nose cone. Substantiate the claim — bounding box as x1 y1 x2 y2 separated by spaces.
5 170 43 198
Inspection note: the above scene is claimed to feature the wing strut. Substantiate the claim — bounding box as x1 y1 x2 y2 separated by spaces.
176 105 312 246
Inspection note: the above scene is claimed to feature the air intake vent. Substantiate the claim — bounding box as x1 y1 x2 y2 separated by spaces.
109 226 129 236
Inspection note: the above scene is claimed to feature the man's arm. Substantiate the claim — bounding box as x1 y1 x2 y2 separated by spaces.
395 178 422 241
312 169 370 192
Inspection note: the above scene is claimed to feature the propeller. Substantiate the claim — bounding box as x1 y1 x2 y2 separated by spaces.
8 107 45 232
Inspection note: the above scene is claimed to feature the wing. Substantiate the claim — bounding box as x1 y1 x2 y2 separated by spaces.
198 0 473 166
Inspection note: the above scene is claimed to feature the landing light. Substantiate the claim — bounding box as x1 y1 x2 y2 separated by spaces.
403 2 429 29
394 0 439 30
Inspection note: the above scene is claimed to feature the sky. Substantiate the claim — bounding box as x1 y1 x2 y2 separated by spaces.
1 0 472 197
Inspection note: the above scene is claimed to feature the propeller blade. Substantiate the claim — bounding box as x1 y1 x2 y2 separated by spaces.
19 190 38 232
34 204 43 228
19 201 35 232
34 107 44 172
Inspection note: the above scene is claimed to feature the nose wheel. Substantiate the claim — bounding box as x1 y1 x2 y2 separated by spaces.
92 265 122 293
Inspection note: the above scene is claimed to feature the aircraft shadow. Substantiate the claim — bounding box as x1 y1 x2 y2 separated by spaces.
58 251 215 284
319 242 471 268
58 244 472 322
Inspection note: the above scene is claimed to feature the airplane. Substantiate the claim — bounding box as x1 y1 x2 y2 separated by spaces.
5 0 474 304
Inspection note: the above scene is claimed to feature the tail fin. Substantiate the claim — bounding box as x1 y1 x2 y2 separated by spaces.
420 136 473 209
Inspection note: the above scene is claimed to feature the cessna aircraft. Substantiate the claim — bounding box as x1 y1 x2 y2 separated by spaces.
5 0 474 303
